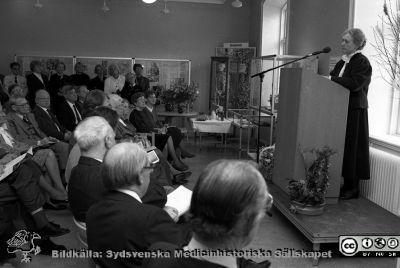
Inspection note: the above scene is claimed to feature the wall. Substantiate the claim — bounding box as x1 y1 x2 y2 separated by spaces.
0 0 251 112
287 0 351 74
249 0 263 56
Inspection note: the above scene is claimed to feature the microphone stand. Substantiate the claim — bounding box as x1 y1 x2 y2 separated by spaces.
252 53 319 163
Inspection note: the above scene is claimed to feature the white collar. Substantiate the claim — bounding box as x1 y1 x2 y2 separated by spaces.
38 105 48 112
146 105 153 112
118 118 127 127
66 100 76 107
117 189 142 203
342 50 361 63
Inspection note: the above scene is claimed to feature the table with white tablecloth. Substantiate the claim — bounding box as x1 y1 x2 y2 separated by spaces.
190 118 233 147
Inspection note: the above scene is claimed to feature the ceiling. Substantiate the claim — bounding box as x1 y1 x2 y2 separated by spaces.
168 0 226 4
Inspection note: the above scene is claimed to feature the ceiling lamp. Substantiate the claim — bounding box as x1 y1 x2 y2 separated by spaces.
161 0 170 14
102 0 110 12
143 0 158 3
231 0 242 8
34 0 43 9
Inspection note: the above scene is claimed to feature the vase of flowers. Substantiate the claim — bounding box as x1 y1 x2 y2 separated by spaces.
160 81 199 112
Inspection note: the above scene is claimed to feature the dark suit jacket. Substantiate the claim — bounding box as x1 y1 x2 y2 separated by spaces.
115 119 137 141
87 191 190 268
330 53 372 110
55 100 82 131
88 76 105 91
70 73 90 87
135 76 150 92
68 157 104 222
33 105 67 141
48 74 70 106
6 112 46 146
26 73 49 107
68 156 168 222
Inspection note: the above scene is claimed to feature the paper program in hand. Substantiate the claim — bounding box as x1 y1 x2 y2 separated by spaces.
165 185 193 217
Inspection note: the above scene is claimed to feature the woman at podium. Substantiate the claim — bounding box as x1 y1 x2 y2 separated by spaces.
329 28 372 200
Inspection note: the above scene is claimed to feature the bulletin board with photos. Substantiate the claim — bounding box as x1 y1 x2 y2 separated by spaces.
75 57 133 78
133 58 191 90
15 55 74 77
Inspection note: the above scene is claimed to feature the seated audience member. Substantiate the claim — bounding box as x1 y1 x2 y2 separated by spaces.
68 116 167 223
145 90 195 159
81 89 109 117
87 143 191 268
104 64 125 95
108 95 180 185
3 62 27 91
70 62 90 87
33 90 72 143
0 158 70 240
120 72 140 103
48 62 70 107
8 84 27 97
133 63 150 92
143 160 273 268
0 99 67 203
55 84 82 131
26 60 48 108
0 83 9 107
76 85 89 111
88 64 106 91
6 96 70 180
130 92 188 171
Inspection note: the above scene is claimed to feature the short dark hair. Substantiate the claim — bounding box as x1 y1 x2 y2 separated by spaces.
133 64 143 71
55 62 66 70
83 89 106 117
30 60 42 72
189 160 269 248
144 90 156 99
131 92 145 104
86 106 119 130
10 62 20 69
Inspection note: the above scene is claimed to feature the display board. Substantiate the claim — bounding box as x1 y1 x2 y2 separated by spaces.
134 58 191 89
75 57 133 78
15 55 74 77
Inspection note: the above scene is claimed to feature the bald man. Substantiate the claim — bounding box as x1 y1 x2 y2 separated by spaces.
33 89 72 142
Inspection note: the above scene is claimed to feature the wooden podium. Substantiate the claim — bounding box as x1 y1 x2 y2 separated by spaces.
272 68 349 204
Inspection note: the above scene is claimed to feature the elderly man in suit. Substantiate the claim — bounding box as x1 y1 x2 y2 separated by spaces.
87 143 191 268
68 114 170 223
55 84 82 132
6 96 70 178
33 90 72 143
26 60 48 108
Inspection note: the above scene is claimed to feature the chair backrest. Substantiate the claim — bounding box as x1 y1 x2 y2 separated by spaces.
73 217 88 248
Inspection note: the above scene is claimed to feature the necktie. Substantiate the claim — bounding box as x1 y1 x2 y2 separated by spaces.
72 105 82 123
47 110 61 132
23 115 30 124
14 76 18 84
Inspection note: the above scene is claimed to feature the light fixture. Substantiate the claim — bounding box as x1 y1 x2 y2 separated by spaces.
143 0 158 3
161 0 170 14
231 0 242 8
102 0 110 12
34 0 43 9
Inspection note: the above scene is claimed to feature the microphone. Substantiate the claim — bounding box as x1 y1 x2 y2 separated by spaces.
307 47 331 56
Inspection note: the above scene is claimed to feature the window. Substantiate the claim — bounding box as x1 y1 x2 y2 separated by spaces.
353 0 400 146
279 2 288 55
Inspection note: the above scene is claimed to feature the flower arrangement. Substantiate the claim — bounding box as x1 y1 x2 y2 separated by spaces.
160 82 199 105
287 147 335 206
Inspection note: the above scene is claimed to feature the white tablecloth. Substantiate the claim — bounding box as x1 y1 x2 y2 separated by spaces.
191 119 233 134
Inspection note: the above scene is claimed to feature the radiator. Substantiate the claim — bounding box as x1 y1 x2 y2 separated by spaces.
360 147 400 216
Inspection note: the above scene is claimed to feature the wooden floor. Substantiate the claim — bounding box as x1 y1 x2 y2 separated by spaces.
2 136 398 268
269 183 400 265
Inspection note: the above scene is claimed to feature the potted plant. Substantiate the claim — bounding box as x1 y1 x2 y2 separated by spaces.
160 88 177 112
259 145 275 182
288 147 335 216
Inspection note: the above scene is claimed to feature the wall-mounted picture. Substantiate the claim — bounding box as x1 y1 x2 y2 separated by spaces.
75 57 133 78
16 55 74 77
134 58 190 90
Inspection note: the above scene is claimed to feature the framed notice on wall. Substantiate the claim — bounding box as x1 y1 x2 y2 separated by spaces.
15 55 74 77
133 58 191 90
